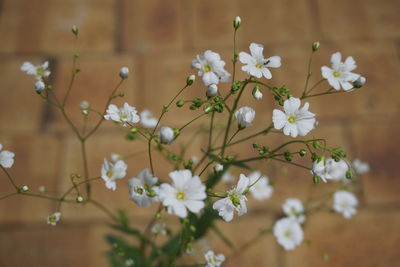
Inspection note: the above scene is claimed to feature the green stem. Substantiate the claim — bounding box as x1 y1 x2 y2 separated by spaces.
179 113 207 131
301 50 315 98
1 166 19 190
81 141 90 197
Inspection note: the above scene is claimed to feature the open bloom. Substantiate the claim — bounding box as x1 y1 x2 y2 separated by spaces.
0 144 15 168
273 218 304 250
204 250 225 267
104 102 140 127
239 43 281 79
235 106 255 128
159 170 206 218
273 97 316 137
312 157 348 183
333 190 358 219
128 169 159 207
321 52 360 91
213 174 250 222
248 171 273 201
101 158 127 191
352 159 370 175
140 109 158 128
192 50 230 86
160 126 175 144
21 61 51 80
47 212 61 226
282 198 306 224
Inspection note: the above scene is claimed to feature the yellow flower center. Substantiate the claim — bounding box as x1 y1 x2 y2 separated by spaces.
288 116 296 123
333 71 341 78
119 114 127 120
106 171 113 178
36 69 45 76
284 231 292 238
176 191 185 200
203 65 212 72
136 187 144 195
256 63 263 68
228 192 240 207
49 216 56 222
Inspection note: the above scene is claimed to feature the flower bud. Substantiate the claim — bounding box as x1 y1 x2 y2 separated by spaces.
160 126 174 144
299 149 307 157
119 67 129 79
203 105 212 114
353 76 366 88
71 25 79 36
206 84 218 97
252 86 263 100
176 100 185 107
233 16 241 29
187 74 195 85
38 185 46 193
21 185 29 192
313 176 321 184
214 164 223 172
34 81 46 93
345 170 354 180
312 41 320 52
76 196 84 203
234 106 255 128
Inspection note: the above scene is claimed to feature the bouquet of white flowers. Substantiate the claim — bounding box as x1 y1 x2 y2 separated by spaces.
1 17 369 267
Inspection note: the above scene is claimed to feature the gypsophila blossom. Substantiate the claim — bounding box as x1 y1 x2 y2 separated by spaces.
273 217 304 251
352 159 370 175
21 185 29 192
321 52 360 91
34 81 45 93
21 61 51 81
312 157 348 183
248 171 273 201
234 16 241 28
353 76 366 88
80 101 90 110
214 164 223 172
252 87 263 100
192 50 230 86
235 106 255 128
128 169 159 207
221 171 234 183
101 158 127 191
333 190 358 218
140 109 158 128
124 259 134 266
119 67 129 79
0 144 15 168
282 198 306 224
159 170 206 218
104 102 140 127
204 250 225 267
239 43 281 79
160 126 175 144
272 97 316 138
151 223 167 235
47 212 61 226
207 84 218 97
213 174 249 222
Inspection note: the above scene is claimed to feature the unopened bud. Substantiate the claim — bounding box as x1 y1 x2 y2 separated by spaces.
176 100 185 107
76 196 84 203
353 76 366 88
119 67 129 79
34 81 46 93
252 86 263 100
21 185 29 192
312 41 320 52
233 16 241 29
187 75 195 85
345 170 354 180
71 25 79 36
313 176 321 184
206 84 218 97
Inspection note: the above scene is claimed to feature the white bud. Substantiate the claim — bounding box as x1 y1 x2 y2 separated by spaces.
76 196 84 203
252 87 263 100
214 164 223 172
206 84 218 97
34 81 46 93
80 101 90 110
119 67 129 79
187 74 196 85
235 106 255 128
160 126 174 144
353 76 366 88
38 186 46 193
21 185 29 192
234 16 241 29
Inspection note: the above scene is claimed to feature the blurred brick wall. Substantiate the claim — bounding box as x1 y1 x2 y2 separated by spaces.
0 0 399 266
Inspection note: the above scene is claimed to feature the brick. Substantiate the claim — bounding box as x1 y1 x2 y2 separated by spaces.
121 0 184 53
349 117 400 205
284 210 400 267
0 56 45 133
48 54 137 133
0 134 61 223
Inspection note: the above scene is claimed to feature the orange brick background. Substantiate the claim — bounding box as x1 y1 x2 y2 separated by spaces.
1 0 400 266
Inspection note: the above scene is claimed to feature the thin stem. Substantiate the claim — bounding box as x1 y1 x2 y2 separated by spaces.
303 78 325 97
0 192 18 201
88 199 119 222
198 160 213 177
179 113 207 131
208 111 215 149
61 107 82 139
227 127 241 145
1 166 19 190
80 141 90 197
301 50 315 98
62 55 78 107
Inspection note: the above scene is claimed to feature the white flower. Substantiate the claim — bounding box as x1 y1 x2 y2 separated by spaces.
204 250 225 267
221 171 234 183
312 157 348 183
80 101 90 110
151 223 168 235
0 144 15 168
159 170 206 218
235 106 255 128
192 50 231 86
21 61 51 80
34 81 46 93
101 158 127 191
252 87 263 100
248 171 273 201
128 169 159 207
352 159 370 175
213 174 249 222
207 84 218 97
140 109 158 128
282 198 306 224
214 164 223 172
321 52 360 91
47 212 61 226
160 126 175 144
272 97 316 138
273 217 304 251
119 67 129 79
104 102 140 127
239 43 281 79
187 74 196 85
333 190 358 219
124 259 134 266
